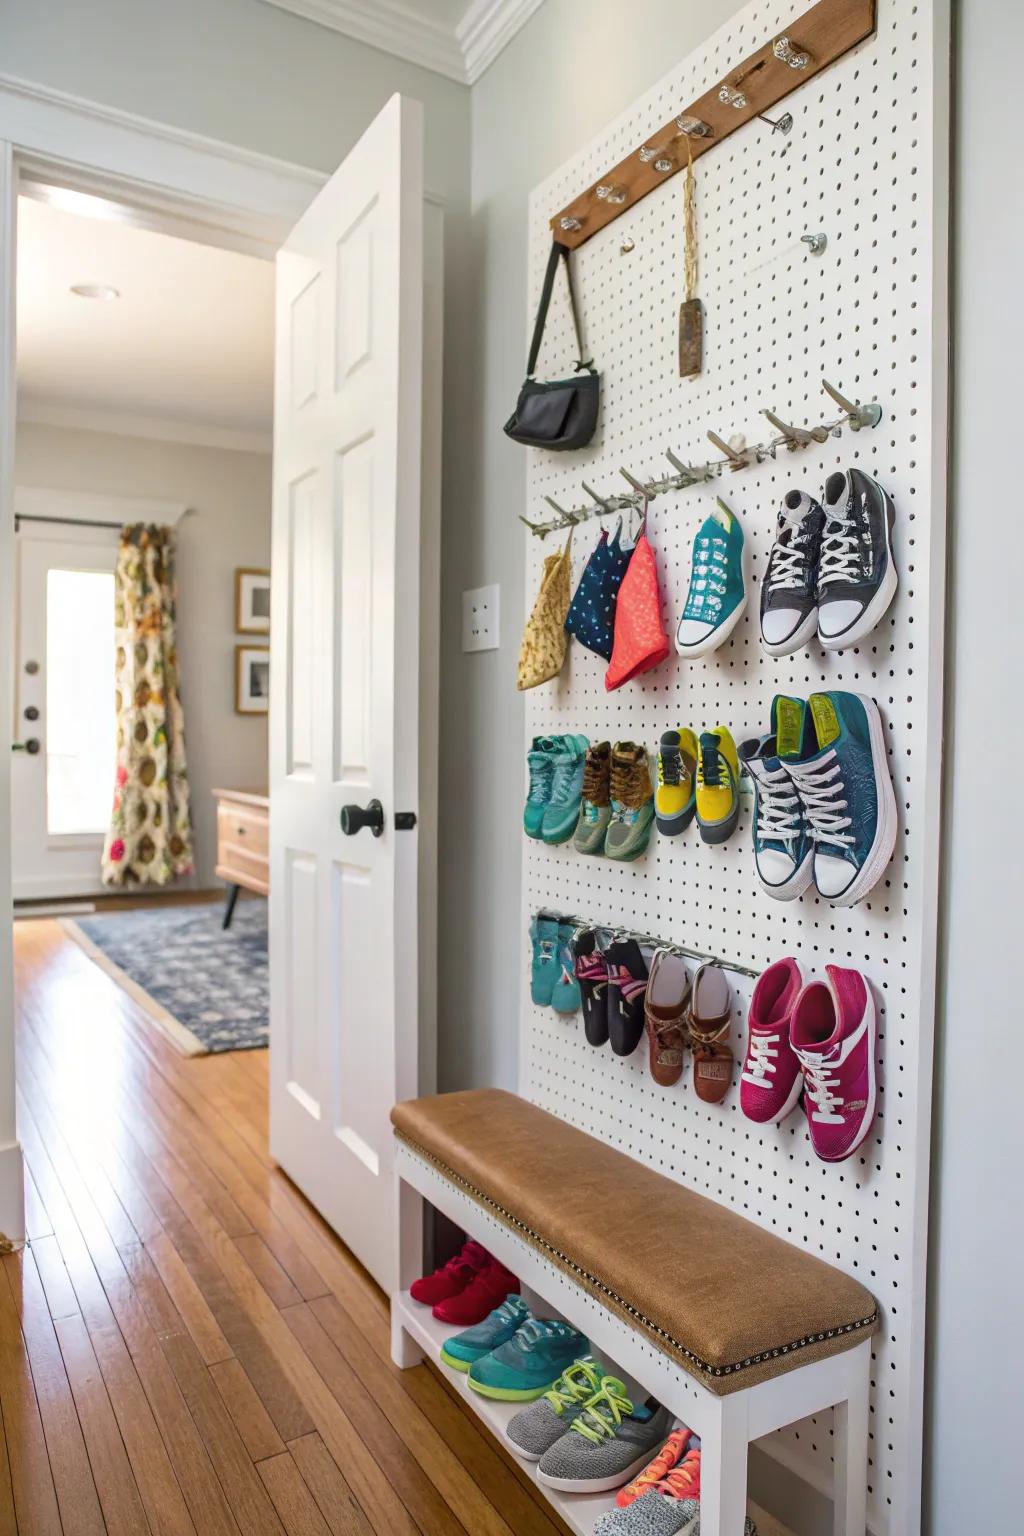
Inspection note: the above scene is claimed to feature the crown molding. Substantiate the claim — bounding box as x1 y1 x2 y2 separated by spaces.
257 0 544 84
17 399 273 455
457 0 545 83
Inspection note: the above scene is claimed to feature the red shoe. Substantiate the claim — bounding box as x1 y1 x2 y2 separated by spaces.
431 1260 520 1325
410 1240 488 1306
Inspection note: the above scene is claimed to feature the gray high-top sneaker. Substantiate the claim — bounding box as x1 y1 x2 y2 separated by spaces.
536 1377 675 1493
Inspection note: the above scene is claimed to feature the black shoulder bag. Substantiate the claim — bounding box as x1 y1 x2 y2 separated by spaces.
504 241 599 451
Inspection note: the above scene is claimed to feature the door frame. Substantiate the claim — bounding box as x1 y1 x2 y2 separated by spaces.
0 76 442 1245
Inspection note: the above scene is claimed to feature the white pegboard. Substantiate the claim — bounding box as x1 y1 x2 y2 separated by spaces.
519 4 948 1534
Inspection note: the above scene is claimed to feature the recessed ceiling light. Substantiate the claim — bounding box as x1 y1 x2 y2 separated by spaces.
70 283 120 301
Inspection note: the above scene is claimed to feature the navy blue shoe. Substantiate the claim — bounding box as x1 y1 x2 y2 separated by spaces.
738 696 815 900
784 693 897 906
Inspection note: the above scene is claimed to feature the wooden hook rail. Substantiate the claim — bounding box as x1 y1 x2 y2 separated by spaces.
549 0 876 250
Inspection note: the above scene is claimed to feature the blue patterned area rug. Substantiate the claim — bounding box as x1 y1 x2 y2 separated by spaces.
63 899 268 1056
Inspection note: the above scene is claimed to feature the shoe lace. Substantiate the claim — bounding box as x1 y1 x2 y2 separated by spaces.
755 774 803 847
799 1050 845 1123
659 1448 701 1501
658 746 681 787
697 735 729 790
785 752 853 850
549 754 580 808
570 1378 633 1444
542 1358 603 1415
512 1317 578 1351
743 1032 780 1085
624 1429 691 1497
581 753 607 806
527 752 553 803
768 511 815 594
819 491 869 588
489 1297 526 1326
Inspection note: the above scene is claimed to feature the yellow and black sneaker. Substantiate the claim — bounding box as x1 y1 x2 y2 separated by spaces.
695 726 741 844
655 729 698 837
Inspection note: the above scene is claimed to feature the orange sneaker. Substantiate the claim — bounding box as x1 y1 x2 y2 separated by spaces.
657 1444 702 1505
615 1426 693 1508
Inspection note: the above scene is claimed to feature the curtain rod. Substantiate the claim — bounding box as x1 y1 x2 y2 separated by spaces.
14 511 196 532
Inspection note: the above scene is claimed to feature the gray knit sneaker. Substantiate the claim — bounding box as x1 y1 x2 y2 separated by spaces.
536 1378 675 1494
505 1356 603 1460
594 1492 758 1536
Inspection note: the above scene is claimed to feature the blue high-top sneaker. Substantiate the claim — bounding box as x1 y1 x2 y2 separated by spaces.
784 692 897 907
525 736 561 839
529 912 561 1005
542 735 589 845
675 503 747 657
738 695 815 900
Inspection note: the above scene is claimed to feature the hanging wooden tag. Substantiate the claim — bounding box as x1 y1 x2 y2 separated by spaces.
679 298 703 377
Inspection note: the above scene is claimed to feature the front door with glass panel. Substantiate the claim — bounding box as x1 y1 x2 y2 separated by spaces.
11 524 118 899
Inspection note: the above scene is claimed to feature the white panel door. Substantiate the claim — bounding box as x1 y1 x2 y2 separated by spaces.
269 95 425 1292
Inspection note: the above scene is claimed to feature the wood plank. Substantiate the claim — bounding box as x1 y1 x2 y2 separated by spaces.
258 1452 333 1536
24 1164 54 1239
234 1234 303 1310
210 1358 286 1463
0 1404 19 1536
29 1231 81 1321
286 1434 374 1536
2 1249 106 1536
0 1244 64 1536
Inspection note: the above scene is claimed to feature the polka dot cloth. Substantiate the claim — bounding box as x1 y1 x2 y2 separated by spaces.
564 519 633 661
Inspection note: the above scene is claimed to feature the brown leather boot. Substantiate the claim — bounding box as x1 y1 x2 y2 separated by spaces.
688 962 734 1103
643 949 691 1087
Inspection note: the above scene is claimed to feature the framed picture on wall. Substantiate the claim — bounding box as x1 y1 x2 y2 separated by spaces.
235 567 271 633
235 645 270 714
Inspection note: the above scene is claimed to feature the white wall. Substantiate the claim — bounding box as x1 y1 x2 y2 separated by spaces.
15 420 272 889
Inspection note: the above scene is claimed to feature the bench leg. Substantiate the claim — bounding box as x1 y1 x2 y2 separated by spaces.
698 1392 749 1536
832 1343 870 1536
390 1174 425 1369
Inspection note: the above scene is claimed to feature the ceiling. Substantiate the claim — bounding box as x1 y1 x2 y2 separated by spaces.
257 0 545 84
16 191 275 452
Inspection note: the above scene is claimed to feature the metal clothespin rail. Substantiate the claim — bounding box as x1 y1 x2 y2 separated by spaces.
536 909 763 981
520 378 882 536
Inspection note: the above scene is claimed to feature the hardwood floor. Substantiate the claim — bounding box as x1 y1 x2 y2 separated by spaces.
6 919 568 1536
6 919 795 1536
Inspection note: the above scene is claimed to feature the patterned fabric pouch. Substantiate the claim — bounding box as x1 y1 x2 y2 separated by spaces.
605 519 670 690
564 517 632 661
517 529 573 690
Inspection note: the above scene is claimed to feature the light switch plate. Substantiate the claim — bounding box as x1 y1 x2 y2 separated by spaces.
461 584 499 652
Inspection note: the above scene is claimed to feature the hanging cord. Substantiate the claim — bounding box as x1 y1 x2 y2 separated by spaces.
683 135 697 303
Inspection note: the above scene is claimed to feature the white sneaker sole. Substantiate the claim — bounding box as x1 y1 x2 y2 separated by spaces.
676 589 748 658
818 490 898 652
757 849 815 902
536 1446 660 1494
823 694 898 908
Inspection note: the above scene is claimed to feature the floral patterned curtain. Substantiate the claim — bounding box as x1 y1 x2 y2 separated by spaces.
102 524 194 885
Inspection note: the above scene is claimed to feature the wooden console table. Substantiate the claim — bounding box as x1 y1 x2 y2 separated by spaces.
213 787 269 928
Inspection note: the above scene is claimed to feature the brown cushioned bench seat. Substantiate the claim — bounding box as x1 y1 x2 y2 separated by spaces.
392 1088 878 1396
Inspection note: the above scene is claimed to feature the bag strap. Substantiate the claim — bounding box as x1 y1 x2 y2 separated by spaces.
527 241 590 378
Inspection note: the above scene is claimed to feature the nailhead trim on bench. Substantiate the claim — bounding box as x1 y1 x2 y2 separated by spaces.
396 1130 879 1383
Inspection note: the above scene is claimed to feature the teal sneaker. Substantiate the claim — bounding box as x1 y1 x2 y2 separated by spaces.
573 741 613 854
439 1294 530 1372
675 502 747 657
550 924 582 1014
525 736 561 839
468 1316 590 1402
542 736 589 845
605 742 655 861
530 912 560 1005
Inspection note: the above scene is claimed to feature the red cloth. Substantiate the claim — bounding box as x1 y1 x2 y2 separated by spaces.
605 527 669 689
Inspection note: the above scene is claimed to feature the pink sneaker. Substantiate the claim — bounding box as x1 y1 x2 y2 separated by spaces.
790 965 877 1162
740 958 806 1123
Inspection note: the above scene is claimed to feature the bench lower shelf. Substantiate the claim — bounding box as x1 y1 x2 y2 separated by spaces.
393 1291 792 1536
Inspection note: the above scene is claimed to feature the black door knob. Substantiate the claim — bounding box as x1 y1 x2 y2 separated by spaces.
340 799 385 837
12 738 41 755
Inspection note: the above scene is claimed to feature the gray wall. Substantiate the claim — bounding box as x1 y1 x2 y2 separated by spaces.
443 0 745 1092
15 420 272 890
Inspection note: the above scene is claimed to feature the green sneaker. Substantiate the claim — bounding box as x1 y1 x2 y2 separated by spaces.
573 742 613 854
468 1317 589 1402
525 736 563 839
439 1294 530 1372
505 1355 604 1460
542 735 589 845
529 912 560 1006
605 742 654 861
